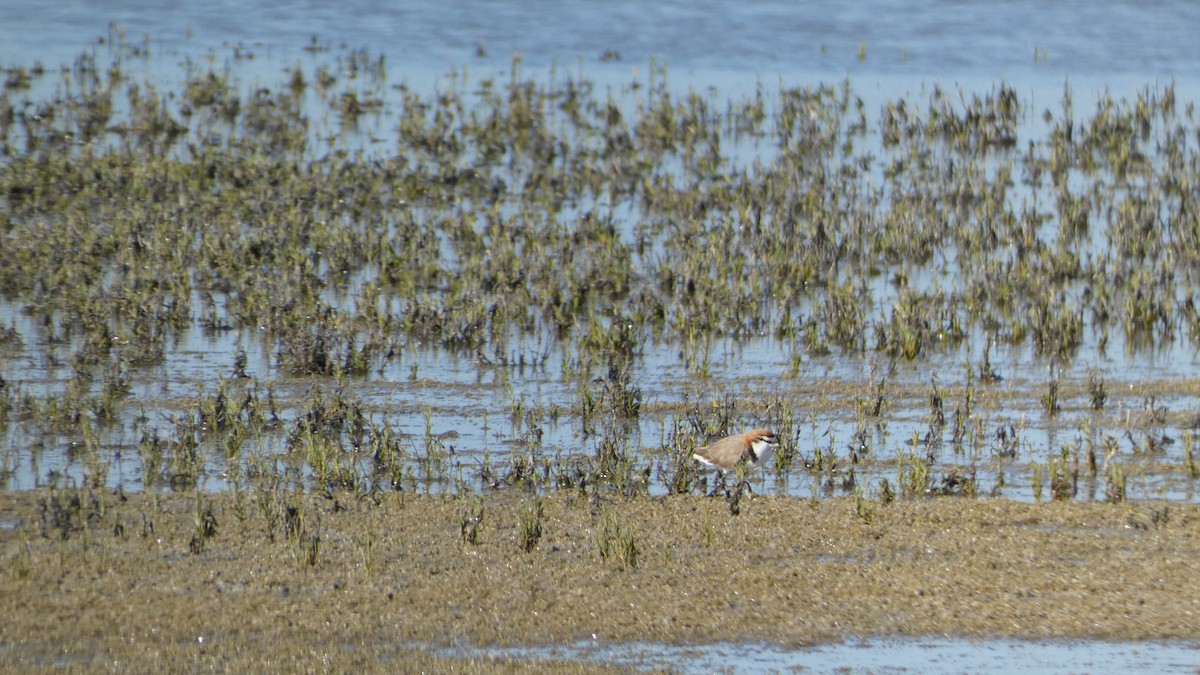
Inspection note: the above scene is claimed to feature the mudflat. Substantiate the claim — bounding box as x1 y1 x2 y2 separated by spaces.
1 488 1196 671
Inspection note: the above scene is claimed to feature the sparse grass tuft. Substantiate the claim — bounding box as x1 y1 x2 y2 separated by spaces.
518 499 544 553
596 508 639 569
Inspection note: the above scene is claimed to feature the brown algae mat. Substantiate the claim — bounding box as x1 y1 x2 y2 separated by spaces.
2 488 1198 670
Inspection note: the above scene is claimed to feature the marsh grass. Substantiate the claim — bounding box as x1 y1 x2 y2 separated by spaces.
284 501 322 566
37 488 95 540
1048 446 1076 501
355 533 377 575
1184 431 1200 479
897 449 931 498
854 487 877 523
595 507 639 569
1041 379 1062 417
460 497 485 545
2 35 1200 508
658 422 699 495
518 498 544 552
188 496 218 554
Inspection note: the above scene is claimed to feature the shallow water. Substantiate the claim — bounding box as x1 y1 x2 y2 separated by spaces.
461 637 1200 673
4 0 1200 80
8 300 1200 503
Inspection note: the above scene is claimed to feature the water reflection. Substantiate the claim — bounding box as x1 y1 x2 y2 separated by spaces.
451 636 1200 674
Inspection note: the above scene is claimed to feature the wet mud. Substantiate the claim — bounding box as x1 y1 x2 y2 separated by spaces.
2 489 1196 670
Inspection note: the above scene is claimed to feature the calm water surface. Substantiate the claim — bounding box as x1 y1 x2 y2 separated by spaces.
467 637 1200 673
4 0 1200 81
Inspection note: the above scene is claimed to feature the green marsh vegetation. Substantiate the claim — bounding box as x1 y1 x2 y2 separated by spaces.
5 34 1200 513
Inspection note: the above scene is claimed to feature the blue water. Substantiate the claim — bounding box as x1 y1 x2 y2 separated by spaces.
457 637 1200 673
4 1 1199 88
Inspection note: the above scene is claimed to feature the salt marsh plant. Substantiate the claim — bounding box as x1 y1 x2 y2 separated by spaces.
1101 437 1128 503
355 533 377 575
897 449 931 499
590 425 646 496
1105 462 1128 503
854 488 876 524
6 34 1200 505
283 501 321 567
1184 431 1200 479
657 421 699 495
460 498 485 546
596 508 639 570
1048 446 1076 501
1030 462 1045 502
877 478 896 504
9 537 32 580
1089 373 1107 410
518 499 544 553
188 497 218 554
1041 379 1061 417
37 489 95 540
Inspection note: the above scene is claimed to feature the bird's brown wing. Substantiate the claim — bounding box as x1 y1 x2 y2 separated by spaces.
695 434 748 468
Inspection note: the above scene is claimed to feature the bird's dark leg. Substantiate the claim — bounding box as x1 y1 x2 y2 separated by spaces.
725 479 749 515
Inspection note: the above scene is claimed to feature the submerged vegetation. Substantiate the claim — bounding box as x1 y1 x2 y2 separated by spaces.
2 32 1200 507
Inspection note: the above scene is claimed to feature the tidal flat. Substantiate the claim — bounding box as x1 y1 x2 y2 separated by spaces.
2 489 1199 671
